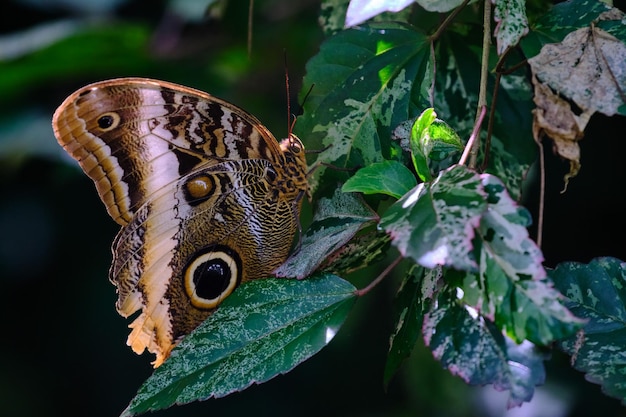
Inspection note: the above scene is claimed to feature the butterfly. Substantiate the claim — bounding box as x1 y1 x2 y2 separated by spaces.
52 78 309 366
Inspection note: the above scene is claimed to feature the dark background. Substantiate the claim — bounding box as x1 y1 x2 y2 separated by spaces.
1 0 625 416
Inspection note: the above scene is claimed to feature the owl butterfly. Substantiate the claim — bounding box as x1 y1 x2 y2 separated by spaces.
52 78 309 367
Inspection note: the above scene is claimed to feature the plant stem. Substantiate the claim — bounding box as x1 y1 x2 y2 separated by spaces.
355 255 403 297
481 46 517 172
536 139 545 248
459 105 486 166
469 0 492 169
429 0 470 41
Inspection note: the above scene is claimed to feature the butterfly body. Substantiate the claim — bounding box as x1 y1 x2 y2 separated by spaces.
53 78 308 366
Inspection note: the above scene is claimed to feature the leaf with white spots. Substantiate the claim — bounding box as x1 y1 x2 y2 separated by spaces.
379 168 581 398
380 165 487 271
295 22 430 193
121 274 356 416
520 0 614 59
275 188 378 279
459 174 583 344
423 286 549 408
551 257 626 405
493 0 529 55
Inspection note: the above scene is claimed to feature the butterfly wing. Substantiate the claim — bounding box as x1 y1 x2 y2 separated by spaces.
53 77 286 224
53 78 308 366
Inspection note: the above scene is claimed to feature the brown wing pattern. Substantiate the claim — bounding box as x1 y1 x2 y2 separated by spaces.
52 78 308 366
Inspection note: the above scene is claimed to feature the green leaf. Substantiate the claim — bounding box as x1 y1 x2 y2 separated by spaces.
425 120 463 161
599 10 626 45
409 107 436 181
409 108 463 181
319 0 351 35
380 165 487 271
423 286 549 408
461 174 583 344
342 160 417 198
295 22 430 192
321 230 391 276
384 265 439 385
551 257 626 405
521 0 612 58
275 188 378 278
122 274 357 416
411 103 437 137
478 173 545 282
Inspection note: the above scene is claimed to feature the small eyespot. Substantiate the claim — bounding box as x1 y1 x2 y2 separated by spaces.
97 112 120 131
184 175 215 204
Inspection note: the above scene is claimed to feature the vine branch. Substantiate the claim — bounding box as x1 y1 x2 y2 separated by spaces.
429 0 470 41
355 255 403 297
459 105 486 166
469 0 492 169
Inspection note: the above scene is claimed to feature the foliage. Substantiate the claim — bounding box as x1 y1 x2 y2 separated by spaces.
551 257 626 405
2 0 624 416
122 274 356 416
121 0 625 414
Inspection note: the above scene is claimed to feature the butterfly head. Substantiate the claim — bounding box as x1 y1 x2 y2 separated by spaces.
278 134 309 197
279 133 305 164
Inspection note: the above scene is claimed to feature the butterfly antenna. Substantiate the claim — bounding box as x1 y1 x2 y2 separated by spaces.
284 50 294 142
301 83 315 108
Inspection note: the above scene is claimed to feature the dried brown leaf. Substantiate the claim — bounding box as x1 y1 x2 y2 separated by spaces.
529 25 626 117
531 75 586 190
529 16 626 189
